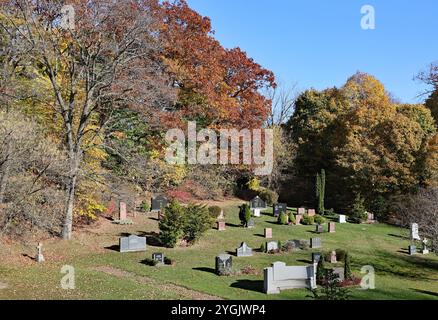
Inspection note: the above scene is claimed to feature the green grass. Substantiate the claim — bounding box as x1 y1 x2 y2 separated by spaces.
1 205 437 300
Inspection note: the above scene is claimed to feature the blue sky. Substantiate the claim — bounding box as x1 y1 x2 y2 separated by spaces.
186 0 438 103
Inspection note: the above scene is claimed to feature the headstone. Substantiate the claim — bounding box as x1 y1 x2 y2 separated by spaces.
408 245 417 255
217 221 226 231
310 238 322 249
333 267 345 282
264 228 273 239
328 222 336 233
119 235 147 253
215 254 232 275
298 208 306 215
266 241 279 252
236 242 253 257
338 215 347 224
252 208 261 217
36 242 45 263
119 202 127 221
273 203 287 217
264 262 317 294
367 212 376 223
152 252 165 265
316 224 324 234
295 215 303 225
330 250 337 263
247 218 255 229
422 238 429 255
151 196 169 212
307 209 316 217
312 252 322 264
250 196 266 209
410 223 420 241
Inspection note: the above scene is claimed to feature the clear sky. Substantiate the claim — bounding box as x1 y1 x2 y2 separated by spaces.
186 0 438 103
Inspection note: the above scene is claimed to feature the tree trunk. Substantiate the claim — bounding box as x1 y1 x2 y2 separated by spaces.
62 151 80 240
0 143 11 204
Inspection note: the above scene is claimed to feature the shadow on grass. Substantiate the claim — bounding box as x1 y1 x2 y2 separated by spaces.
105 245 120 252
389 233 409 240
138 231 163 247
226 251 237 257
297 259 312 264
22 254 36 261
411 289 438 297
230 280 264 293
225 223 241 228
254 234 266 238
193 267 216 275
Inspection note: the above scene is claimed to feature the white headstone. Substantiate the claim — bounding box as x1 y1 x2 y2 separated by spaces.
339 215 347 224
411 223 420 241
264 262 317 294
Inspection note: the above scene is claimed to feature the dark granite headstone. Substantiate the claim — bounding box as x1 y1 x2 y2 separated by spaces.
310 238 322 249
312 252 322 264
409 245 417 255
152 252 165 264
273 203 287 217
215 254 232 275
151 196 169 212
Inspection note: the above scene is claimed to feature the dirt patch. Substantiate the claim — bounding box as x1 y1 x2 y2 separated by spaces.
94 266 222 300
0 282 8 290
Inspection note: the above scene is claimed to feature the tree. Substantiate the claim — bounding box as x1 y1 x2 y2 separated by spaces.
0 0 174 239
265 83 298 126
316 257 326 284
393 187 438 253
159 201 185 248
350 194 367 223
239 204 251 227
316 169 326 215
183 204 213 244
309 269 350 300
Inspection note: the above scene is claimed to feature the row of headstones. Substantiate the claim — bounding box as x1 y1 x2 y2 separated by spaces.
114 196 170 221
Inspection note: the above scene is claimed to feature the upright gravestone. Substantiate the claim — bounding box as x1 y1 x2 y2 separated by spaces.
295 215 303 225
328 222 336 233
119 202 127 221
119 235 147 253
266 241 279 252
151 196 169 212
316 224 324 234
36 242 45 263
152 253 165 265
236 242 253 257
273 203 287 217
422 238 429 255
367 212 376 223
333 267 345 282
330 250 337 263
408 245 417 255
298 208 306 215
338 215 347 224
250 196 266 217
310 238 322 249
312 252 322 264
264 228 273 239
411 223 421 241
215 254 232 275
307 209 316 217
217 221 226 231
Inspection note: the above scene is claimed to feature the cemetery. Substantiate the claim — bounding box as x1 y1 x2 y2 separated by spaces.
1 201 437 300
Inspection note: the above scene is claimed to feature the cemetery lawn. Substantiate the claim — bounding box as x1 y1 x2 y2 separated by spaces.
1 203 438 300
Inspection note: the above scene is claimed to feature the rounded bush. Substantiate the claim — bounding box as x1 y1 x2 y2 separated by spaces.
278 212 288 225
208 206 223 219
301 215 315 225
258 188 279 206
314 215 326 225
288 212 296 225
